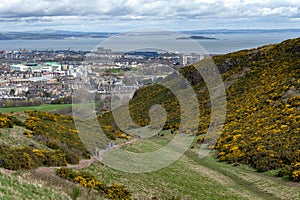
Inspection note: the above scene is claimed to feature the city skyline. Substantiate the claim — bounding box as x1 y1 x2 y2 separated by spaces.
0 0 300 32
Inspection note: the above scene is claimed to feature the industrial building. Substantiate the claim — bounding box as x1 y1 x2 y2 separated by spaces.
10 62 62 72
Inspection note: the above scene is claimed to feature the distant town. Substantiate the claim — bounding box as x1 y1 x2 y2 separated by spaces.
0 47 205 108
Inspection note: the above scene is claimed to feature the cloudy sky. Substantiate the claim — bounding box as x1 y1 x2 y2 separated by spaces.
0 0 300 32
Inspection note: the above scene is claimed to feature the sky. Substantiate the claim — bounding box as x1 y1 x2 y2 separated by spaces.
0 0 300 32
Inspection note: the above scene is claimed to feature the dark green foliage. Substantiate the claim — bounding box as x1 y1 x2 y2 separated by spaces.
0 99 43 108
0 145 67 170
0 113 24 128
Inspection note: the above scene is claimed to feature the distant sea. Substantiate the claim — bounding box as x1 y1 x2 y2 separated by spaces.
0 30 299 55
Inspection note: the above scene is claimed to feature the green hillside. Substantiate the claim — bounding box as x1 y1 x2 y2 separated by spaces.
107 37 300 181
0 38 299 199
83 131 300 199
0 111 131 199
0 170 69 200
0 111 90 170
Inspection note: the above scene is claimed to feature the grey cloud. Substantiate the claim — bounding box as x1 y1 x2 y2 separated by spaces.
0 0 300 31
0 0 298 19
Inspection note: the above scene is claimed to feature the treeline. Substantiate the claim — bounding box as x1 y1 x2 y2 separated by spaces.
51 96 72 104
0 99 43 108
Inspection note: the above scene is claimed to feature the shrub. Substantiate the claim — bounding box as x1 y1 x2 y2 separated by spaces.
0 146 67 170
278 163 300 182
23 130 31 138
63 151 80 165
24 111 91 162
56 168 131 199
46 141 60 149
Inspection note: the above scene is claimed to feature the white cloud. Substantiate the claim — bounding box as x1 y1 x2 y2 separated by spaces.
261 6 299 16
0 0 300 31
290 17 300 21
1 0 300 18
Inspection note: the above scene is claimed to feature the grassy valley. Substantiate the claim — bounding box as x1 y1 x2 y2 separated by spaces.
123 37 300 182
0 37 299 199
83 131 300 199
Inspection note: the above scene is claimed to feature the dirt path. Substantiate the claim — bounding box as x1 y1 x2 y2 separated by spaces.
0 168 16 175
35 138 139 174
0 138 139 176
185 149 300 200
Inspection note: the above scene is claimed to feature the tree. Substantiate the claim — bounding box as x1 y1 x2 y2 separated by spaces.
9 89 15 96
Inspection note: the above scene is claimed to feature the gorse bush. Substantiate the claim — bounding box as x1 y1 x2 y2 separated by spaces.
278 162 300 182
215 38 300 179
0 113 23 128
0 109 127 171
0 145 67 170
0 111 89 170
56 168 131 200
24 111 90 161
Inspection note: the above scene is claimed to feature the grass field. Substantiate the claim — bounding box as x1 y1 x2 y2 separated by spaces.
0 104 72 113
0 129 299 199
82 131 300 200
0 171 69 200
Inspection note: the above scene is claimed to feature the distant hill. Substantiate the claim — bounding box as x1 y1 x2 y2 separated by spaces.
1 29 300 40
182 28 300 35
0 30 115 40
176 35 218 40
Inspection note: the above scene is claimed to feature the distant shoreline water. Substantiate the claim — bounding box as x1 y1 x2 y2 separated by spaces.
0 31 299 55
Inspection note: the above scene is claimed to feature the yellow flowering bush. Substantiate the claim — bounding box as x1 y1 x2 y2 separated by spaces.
23 130 31 138
24 111 90 164
56 168 131 199
0 145 66 170
0 113 23 128
210 38 300 179
291 170 300 181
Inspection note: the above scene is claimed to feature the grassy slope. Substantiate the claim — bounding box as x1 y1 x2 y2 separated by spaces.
0 110 127 200
0 38 299 199
0 125 48 149
82 131 300 200
110 37 300 179
84 37 300 198
0 171 69 200
1 131 299 200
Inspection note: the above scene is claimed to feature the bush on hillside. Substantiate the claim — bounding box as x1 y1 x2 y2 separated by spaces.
56 168 131 199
